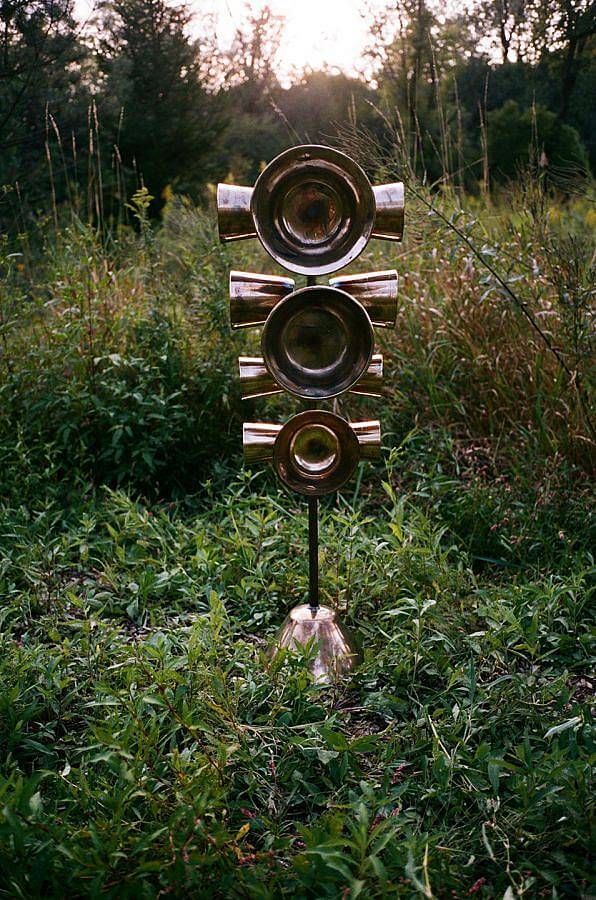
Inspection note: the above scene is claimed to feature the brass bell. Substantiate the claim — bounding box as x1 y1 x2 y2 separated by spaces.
261 286 375 400
229 271 295 329
244 411 381 497
217 145 405 275
238 353 383 400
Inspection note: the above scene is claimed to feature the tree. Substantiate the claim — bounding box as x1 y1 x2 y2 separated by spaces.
222 3 283 109
0 0 87 209
276 71 382 145
367 0 478 181
217 4 286 182
487 98 589 180
529 0 596 121
98 0 225 205
478 0 529 62
369 0 436 157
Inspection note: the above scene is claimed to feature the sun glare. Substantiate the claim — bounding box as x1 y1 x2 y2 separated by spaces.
208 0 371 79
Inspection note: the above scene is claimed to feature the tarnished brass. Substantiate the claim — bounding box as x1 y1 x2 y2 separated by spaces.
250 145 376 275
351 420 382 459
261 286 374 400
372 183 405 241
273 410 360 496
217 184 256 242
229 271 295 329
329 270 398 328
242 422 282 463
270 603 360 683
218 145 405 685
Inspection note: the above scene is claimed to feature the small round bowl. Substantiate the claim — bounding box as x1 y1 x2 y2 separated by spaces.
274 410 360 497
251 145 375 275
261 286 374 400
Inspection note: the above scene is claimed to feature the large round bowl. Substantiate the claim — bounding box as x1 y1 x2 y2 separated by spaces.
261 286 374 400
251 145 375 275
273 410 360 497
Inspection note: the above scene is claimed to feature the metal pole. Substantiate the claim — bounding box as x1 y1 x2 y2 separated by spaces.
308 496 319 610
305 273 320 611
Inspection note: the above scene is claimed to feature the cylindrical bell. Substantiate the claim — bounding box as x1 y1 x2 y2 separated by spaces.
250 145 376 276
230 271 295 329
350 354 383 397
372 183 405 242
217 184 256 242
244 412 382 493
238 357 281 399
243 422 282 463
350 420 382 459
329 270 398 328
261 286 375 400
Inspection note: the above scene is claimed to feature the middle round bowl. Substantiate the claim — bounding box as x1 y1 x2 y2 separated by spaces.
261 286 374 400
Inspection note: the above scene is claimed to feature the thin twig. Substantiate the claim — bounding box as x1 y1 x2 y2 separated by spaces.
408 184 596 441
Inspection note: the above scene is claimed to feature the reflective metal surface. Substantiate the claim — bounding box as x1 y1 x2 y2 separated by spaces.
243 422 282 463
217 184 256 242
372 183 405 241
351 353 383 397
239 354 383 400
229 271 295 329
251 145 376 275
329 270 398 328
217 164 405 256
351 420 382 459
273 410 360 496
238 357 280 399
270 603 360 683
261 286 374 400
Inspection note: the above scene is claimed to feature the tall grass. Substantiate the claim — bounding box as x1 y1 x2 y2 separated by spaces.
336 116 594 470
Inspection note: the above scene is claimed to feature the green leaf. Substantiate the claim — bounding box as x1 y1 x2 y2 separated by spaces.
316 749 339 765
544 716 582 739
488 761 500 794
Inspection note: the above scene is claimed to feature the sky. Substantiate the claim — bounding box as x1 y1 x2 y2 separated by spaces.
203 0 373 77
75 0 376 79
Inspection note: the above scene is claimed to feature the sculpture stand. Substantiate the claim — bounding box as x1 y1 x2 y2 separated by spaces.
218 148 404 684
271 496 360 683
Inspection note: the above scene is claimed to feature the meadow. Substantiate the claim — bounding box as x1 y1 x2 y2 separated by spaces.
0 170 594 896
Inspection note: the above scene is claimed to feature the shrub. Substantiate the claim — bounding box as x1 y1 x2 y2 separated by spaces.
0 215 243 498
487 100 589 181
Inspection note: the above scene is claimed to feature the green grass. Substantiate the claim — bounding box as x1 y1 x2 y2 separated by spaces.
0 188 594 896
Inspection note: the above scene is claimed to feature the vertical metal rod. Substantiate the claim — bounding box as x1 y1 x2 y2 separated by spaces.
306 272 319 610
308 496 319 610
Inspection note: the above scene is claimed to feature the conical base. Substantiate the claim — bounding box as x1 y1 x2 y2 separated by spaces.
270 604 360 683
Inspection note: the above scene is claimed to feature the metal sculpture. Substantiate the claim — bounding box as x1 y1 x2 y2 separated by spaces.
217 144 404 681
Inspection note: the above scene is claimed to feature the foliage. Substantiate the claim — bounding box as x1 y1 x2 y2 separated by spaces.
97 0 225 206
1 0 594 235
0 165 594 894
0 0 89 212
0 439 593 896
487 101 589 181
0 205 242 496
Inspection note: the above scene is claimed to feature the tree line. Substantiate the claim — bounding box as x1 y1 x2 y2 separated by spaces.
0 0 594 230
